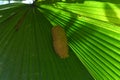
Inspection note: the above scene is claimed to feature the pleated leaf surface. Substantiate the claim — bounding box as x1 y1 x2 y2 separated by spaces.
39 1 120 79
0 3 93 80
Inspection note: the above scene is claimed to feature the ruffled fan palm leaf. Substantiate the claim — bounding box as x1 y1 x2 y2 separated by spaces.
0 0 120 80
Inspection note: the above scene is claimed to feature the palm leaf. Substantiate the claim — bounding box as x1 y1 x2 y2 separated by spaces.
39 1 120 79
0 3 93 80
0 1 120 80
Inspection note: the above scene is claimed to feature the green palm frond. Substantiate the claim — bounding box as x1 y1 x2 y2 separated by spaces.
0 3 93 80
39 2 120 79
0 0 120 80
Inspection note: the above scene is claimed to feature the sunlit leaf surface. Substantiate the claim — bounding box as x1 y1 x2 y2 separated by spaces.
40 1 120 79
